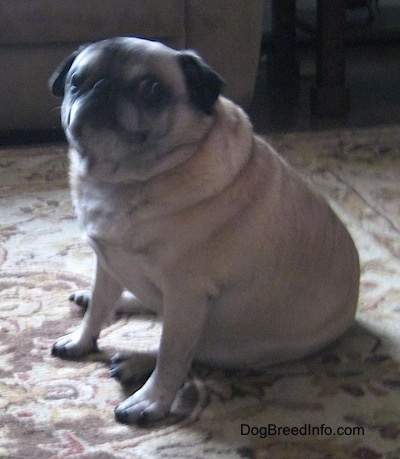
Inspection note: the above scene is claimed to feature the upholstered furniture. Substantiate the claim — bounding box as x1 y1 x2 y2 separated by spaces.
0 0 264 131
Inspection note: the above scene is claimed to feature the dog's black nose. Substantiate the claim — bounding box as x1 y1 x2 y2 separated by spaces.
132 131 149 144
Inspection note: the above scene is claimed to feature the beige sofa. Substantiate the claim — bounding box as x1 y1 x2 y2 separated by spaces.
0 0 264 131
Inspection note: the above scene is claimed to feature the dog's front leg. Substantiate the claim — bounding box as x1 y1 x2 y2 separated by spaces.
52 257 123 359
114 283 212 424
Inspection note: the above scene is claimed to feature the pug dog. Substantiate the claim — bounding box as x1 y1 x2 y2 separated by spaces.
49 37 360 425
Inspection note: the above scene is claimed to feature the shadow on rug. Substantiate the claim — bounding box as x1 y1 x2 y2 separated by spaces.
1 125 400 458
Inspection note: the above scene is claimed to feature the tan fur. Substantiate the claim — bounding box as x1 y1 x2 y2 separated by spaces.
51 38 359 424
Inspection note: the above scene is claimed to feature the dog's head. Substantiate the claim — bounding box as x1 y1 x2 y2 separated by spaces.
50 37 224 182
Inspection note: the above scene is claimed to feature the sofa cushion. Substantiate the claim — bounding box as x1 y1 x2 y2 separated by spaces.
0 0 185 47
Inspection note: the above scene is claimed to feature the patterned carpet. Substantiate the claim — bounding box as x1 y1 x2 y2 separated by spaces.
1 125 400 458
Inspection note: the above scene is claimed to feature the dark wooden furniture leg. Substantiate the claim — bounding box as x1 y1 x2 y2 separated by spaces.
270 0 299 87
310 0 350 116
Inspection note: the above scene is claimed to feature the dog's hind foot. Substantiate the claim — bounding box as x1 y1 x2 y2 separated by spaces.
114 291 157 315
69 290 156 316
69 290 91 309
109 350 156 385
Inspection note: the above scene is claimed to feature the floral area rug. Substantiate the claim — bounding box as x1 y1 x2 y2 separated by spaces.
1 125 400 459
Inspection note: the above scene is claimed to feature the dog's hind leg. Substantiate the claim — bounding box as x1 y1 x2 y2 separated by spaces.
69 290 91 309
69 290 156 316
114 291 158 315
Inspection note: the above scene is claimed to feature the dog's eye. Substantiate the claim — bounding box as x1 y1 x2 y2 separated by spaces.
70 71 86 93
137 78 165 106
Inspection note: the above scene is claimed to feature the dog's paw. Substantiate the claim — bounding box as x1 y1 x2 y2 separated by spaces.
51 331 97 359
109 351 156 385
69 290 91 310
114 381 172 425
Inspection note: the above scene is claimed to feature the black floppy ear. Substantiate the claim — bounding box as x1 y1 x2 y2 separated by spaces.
177 51 225 115
49 45 87 98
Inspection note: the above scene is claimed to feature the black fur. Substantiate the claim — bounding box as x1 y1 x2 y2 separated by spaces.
49 46 88 98
50 44 225 116
178 51 224 115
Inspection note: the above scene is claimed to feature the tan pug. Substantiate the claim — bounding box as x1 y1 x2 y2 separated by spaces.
49 37 360 425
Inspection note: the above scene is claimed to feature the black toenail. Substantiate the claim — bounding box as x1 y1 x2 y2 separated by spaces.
109 367 121 379
137 411 148 426
51 344 67 358
114 407 129 424
110 354 123 365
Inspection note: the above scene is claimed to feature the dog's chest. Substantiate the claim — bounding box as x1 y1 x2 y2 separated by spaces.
81 198 128 242
74 181 167 304
73 180 144 244
73 179 169 268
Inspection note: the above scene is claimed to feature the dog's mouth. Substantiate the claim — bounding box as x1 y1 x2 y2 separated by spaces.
65 98 151 150
65 86 154 152
122 129 150 145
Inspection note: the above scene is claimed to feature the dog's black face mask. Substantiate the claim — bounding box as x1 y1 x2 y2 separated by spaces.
49 37 224 182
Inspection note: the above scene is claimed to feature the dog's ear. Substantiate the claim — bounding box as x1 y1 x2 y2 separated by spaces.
49 45 87 98
177 51 225 115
